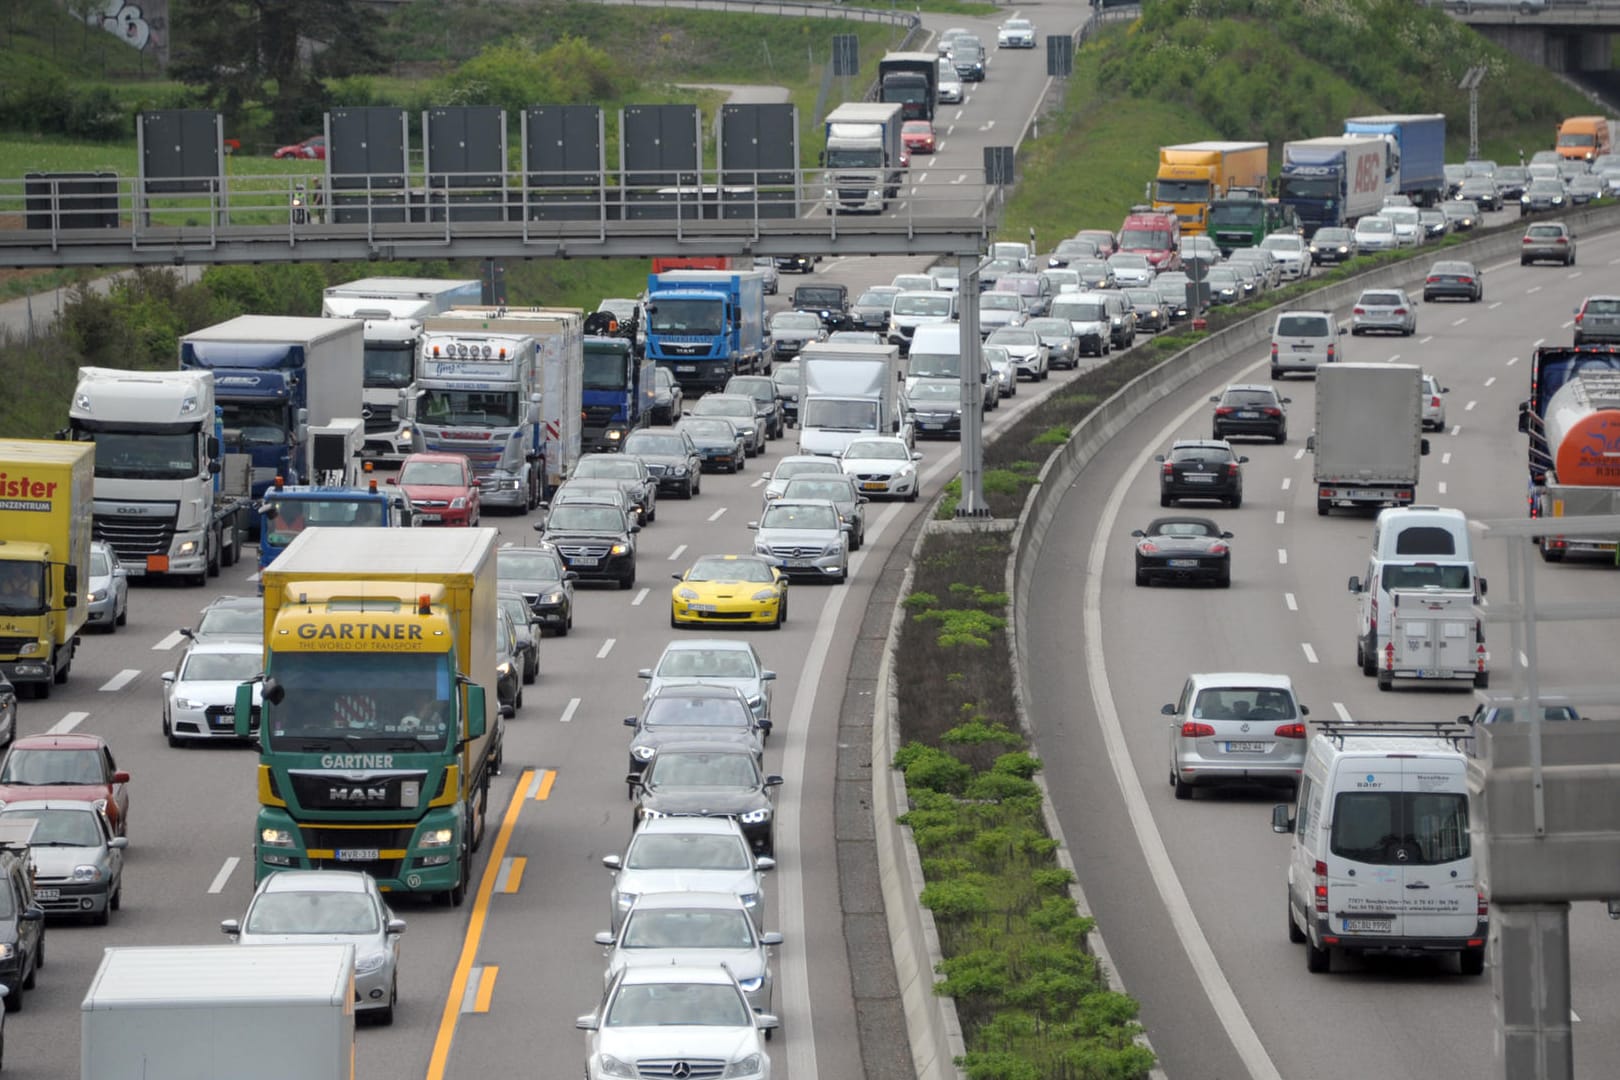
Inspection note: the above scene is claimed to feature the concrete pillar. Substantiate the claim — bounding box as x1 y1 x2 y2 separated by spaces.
1576 31 1612 72
1493 901 1573 1080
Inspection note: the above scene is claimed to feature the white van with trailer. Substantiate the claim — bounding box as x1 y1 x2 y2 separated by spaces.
1270 721 1486 976
1349 506 1485 677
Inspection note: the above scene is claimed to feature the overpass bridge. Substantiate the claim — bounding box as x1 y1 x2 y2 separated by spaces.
1446 0 1620 72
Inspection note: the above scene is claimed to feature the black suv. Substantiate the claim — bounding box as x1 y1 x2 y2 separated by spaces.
1210 384 1289 443
535 502 640 590
791 284 850 331
1156 440 1247 508
0 828 45 1012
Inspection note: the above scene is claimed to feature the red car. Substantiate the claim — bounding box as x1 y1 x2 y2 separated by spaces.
0 734 131 836
902 120 936 155
272 135 326 160
391 452 481 526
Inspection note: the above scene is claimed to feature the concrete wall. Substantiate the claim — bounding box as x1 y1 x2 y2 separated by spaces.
1476 25 1614 72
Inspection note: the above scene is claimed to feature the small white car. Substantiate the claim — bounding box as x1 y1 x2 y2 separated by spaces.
605 816 773 933
161 642 264 746
997 18 1036 47
1259 232 1312 280
840 436 924 502
1381 206 1425 248
936 62 963 103
578 965 778 1080
1350 287 1418 337
85 540 128 632
1352 215 1399 253
596 891 783 1013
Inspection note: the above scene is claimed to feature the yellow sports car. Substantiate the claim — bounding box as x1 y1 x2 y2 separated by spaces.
671 554 788 629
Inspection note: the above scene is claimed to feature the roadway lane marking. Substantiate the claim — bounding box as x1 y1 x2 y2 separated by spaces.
428 768 534 1075
751 476 767 488
48 711 88 735
1275 511 1285 525
207 857 239 894
1280 477 1291 490
1572 1009 1581 1022
668 543 687 561
953 109 963 121
245 571 260 584
1519 651 1530 668
100 669 140 692
1301 643 1318 664
152 630 185 651
559 698 580 724
1084 388 1288 1080
1568 271 1582 280
917 172 929 183
1465 400 1477 411
1285 593 1298 611
1333 702 1354 724
631 587 649 606
1387 353 1401 363
1508 356 1519 366
1420 336 1434 344
461 965 497 1014
1442 452 1452 465
1485 376 1496 387
496 857 526 894
1534 337 1545 347
1489 301 1503 310
596 639 616 660
1438 481 1448 495
952 174 966 185
707 507 727 522
1293 448 1305 461
1277 549 1288 565
1451 424 1462 436
534 770 557 800
1451 317 1468 327
1561 321 1573 329
1527 285 1542 294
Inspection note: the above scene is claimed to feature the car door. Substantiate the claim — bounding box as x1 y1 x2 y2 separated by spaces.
1396 762 1478 941
97 807 123 890
1323 762 1408 939
102 747 130 830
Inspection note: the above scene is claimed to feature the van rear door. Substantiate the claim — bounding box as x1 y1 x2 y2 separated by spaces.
1325 758 1408 939
1397 758 1477 939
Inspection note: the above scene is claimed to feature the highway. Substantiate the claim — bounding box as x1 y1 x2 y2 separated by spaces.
1027 223 1620 1079
0 7 1113 1075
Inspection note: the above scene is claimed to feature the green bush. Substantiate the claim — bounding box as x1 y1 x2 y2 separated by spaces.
895 743 973 794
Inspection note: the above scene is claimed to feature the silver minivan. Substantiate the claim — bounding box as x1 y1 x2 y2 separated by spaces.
1269 310 1343 379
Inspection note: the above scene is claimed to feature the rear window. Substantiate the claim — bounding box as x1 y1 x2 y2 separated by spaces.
1360 293 1403 306
1221 389 1276 406
1392 526 1457 556
1330 791 1470 866
1190 686 1297 721
1169 446 1232 464
1382 563 1471 590
1585 299 1620 314
1527 225 1564 239
1276 315 1330 337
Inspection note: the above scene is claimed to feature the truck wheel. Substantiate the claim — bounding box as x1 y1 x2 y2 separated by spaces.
33 679 50 700
1460 946 1486 976
1376 672 1393 692
207 527 221 578
1317 499 1329 516
1362 637 1377 676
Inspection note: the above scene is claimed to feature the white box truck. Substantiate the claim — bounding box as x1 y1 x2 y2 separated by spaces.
81 943 356 1080
1309 363 1428 515
798 342 908 456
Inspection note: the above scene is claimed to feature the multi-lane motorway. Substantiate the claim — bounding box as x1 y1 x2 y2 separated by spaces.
1028 225 1620 1079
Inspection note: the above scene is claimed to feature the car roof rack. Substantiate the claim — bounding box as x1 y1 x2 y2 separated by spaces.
1315 719 1470 748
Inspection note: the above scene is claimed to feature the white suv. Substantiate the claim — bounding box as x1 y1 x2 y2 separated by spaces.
1269 310 1343 379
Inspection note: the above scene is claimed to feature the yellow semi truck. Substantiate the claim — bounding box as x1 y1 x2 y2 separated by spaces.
0 440 92 698
1153 141 1270 235
238 527 506 905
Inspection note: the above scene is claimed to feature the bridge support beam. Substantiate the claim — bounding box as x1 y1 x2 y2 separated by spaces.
1475 26 1613 73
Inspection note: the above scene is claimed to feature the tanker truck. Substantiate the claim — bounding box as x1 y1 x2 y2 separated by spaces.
1523 367 1620 563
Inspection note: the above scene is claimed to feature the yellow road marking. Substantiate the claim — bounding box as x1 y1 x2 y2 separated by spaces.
427 769 533 1080
534 768 557 800
473 965 498 1013
503 857 526 894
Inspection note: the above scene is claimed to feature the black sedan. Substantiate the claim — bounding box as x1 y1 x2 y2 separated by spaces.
496 543 576 636
1156 439 1246 508
621 429 703 499
675 417 747 473
1423 260 1483 303
624 684 769 779
1132 517 1233 588
534 503 640 590
629 741 784 855
1307 227 1357 266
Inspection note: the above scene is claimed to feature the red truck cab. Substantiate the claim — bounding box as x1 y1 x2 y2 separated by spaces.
1118 208 1182 272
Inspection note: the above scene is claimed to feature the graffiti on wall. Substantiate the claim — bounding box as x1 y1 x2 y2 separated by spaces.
72 0 171 67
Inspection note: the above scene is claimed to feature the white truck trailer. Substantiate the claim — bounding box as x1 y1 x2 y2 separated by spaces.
797 342 908 456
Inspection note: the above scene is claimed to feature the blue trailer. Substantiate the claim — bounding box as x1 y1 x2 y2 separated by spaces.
1342 114 1447 207
581 335 657 452
643 270 769 394
256 478 408 573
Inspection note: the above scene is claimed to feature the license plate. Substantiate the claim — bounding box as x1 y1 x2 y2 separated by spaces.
35 888 59 900
689 603 716 613
676 365 697 372
1167 559 1199 568
1184 474 1214 483
418 513 441 522
862 482 887 491
1292 344 1314 352
1225 741 1269 753
1343 918 1392 933
572 556 600 567
210 714 234 729
1237 411 1259 418
337 849 379 862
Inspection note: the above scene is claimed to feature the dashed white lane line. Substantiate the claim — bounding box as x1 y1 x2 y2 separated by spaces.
1465 400 1477 412
1561 321 1573 329
596 639 616 660
1301 643 1319 664
1277 549 1288 565
207 857 239 895
100 669 140 692
1568 271 1582 280
1442 452 1452 465
1281 477 1292 491
1451 317 1468 327
667 544 688 561
1419 336 1434 345
153 630 185 651
1572 1009 1582 1023
1275 510 1285 525
1438 481 1448 495
559 697 580 724
1451 424 1462 436
1292 448 1305 461
751 476 767 488
1333 702 1354 724
1508 356 1519 366
631 587 649 607
1527 285 1542 295
1489 301 1503 310
707 507 727 523
1388 353 1402 363
1485 376 1496 387
48 711 88 735
1285 593 1298 612
917 172 929 183
1534 337 1545 347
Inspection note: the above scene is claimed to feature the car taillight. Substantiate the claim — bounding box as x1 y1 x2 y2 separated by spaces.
1215 406 1235 416
1181 721 1215 738
1459 276 1473 284
1161 462 1174 476
1138 541 1158 553
1392 308 1407 315
1326 344 1337 360
1274 723 1307 739
1555 237 1568 244
1352 306 1366 315
1424 276 1438 284
1270 343 1278 360
1431 396 1441 408
1478 891 1490 919
1575 312 1584 324
1314 860 1329 913
1523 237 1533 243
1228 463 1240 476
1209 542 1228 556
1263 407 1281 417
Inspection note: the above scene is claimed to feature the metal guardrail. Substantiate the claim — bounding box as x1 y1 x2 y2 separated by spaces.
593 0 919 26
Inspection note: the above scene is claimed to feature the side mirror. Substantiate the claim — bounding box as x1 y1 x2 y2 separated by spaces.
762 670 777 681
601 854 623 871
465 684 489 739
757 1014 782 1032
234 683 256 738
19 906 43 923
764 774 785 787
757 719 773 733
747 522 760 530
1220 531 1233 539
1154 454 1166 463
386 918 407 936
625 773 643 789
207 434 221 459
594 931 614 946
1238 456 1250 464
1209 396 1220 404
111 770 130 784
221 919 241 936
1130 530 1145 538
1458 713 1475 726
623 716 637 728
161 672 175 684
1160 703 1176 715
565 571 579 581
1339 326 1348 335
1348 576 1362 593
1517 402 1530 434
386 476 398 486
761 930 784 946
263 676 285 706
911 452 923 462
109 836 128 850
755 856 777 871
532 521 546 532
628 522 641 534
576 1014 600 1031
1270 804 1294 834
1478 577 1488 597
1300 704 1310 716
1305 434 1316 453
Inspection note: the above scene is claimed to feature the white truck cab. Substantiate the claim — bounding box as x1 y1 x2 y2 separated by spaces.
1271 721 1486 976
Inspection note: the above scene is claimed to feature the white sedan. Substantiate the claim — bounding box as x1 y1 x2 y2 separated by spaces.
937 63 964 103
578 966 777 1080
840 436 924 502
997 18 1036 47
1259 232 1313 280
161 642 264 745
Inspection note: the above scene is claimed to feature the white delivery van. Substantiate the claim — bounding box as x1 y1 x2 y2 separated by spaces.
1271 721 1486 976
1350 506 1484 676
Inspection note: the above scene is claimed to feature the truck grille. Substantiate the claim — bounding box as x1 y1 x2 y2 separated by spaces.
290 773 432 812
93 514 176 559
583 404 618 424
0 637 34 655
636 1061 727 1080
299 826 419 852
363 404 394 434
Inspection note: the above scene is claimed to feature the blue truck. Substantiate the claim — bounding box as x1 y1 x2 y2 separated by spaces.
581 334 657 452
643 270 769 394
179 316 365 498
1277 136 1394 234
1342 114 1447 207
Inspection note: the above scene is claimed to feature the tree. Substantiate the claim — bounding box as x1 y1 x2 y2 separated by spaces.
168 0 383 142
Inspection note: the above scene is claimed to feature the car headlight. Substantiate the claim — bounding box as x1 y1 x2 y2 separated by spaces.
750 589 778 602
633 745 656 761
598 1054 639 1079
754 543 771 557
90 589 107 602
542 591 565 605
610 543 630 556
725 1054 765 1078
677 587 700 600
173 696 207 711
176 540 198 556
739 808 772 824
72 864 104 882
824 543 843 556
1521 195 1531 203
669 465 687 476
497 661 512 677
450 497 467 509
0 944 13 960
17 641 41 656
614 891 637 911
419 828 455 848
261 828 295 848
1553 196 1564 204
354 951 388 975
398 425 414 439
736 976 764 993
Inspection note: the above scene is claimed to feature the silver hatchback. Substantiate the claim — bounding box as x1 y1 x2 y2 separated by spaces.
1165 673 1309 799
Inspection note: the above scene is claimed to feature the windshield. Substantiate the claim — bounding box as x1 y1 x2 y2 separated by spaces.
73 427 200 480
91 547 113 576
0 748 103 785
220 403 290 449
1155 179 1210 202
623 434 688 457
845 440 907 461
980 294 1021 312
575 458 640 479
362 342 415 390
622 907 754 949
605 983 751 1028
781 478 854 502
546 506 626 532
1382 563 1471 590
1315 229 1352 243
693 399 753 421
646 750 760 790
418 389 521 428
773 365 801 389
1331 791 1469 866
1210 203 1263 225
245 891 380 935
263 651 455 752
180 650 262 682
656 647 756 679
910 381 958 402
0 562 46 617
800 398 879 431
582 347 631 392
645 695 751 729
197 603 262 636
649 299 724 336
263 497 386 545
771 313 821 332
680 419 736 441
498 549 565 585
688 557 773 582
1558 133 1596 148
1359 219 1393 234
1109 254 1149 270
399 460 466 487
1262 236 1300 253
826 148 883 168
1278 176 1336 200
627 832 751 870
761 503 838 531
0 807 102 847
893 295 951 316
1052 301 1105 322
